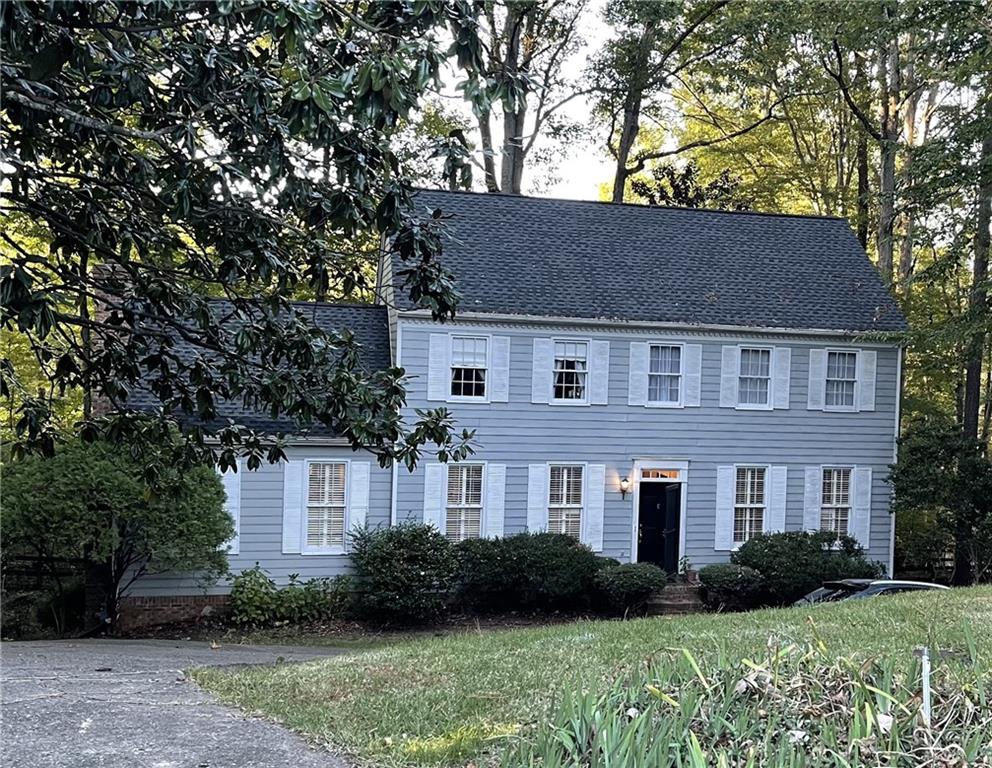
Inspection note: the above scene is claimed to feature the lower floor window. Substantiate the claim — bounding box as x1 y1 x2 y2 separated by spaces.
446 464 483 542
733 466 765 544
548 464 583 538
307 462 346 548
820 467 851 536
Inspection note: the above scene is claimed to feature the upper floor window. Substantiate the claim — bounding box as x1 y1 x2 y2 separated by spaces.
648 344 681 405
825 351 857 409
450 336 487 399
820 467 851 536
548 464 583 538
306 462 347 549
446 463 483 542
734 466 765 544
553 341 588 402
738 348 771 407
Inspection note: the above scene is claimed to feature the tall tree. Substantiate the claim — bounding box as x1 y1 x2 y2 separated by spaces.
0 1 485 478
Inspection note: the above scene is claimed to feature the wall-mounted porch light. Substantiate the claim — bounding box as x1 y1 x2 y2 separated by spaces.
619 476 631 499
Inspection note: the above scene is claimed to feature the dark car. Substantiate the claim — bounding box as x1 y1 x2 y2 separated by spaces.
794 579 949 605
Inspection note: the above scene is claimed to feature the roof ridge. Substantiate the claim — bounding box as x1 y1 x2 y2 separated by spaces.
412 186 847 223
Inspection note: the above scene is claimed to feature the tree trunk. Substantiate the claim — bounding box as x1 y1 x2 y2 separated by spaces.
875 24 899 286
898 36 919 295
477 111 499 192
611 22 657 203
854 53 870 249
498 6 527 194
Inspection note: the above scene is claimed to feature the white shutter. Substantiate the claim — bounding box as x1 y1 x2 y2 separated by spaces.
857 350 877 412
719 346 738 408
427 333 449 402
852 467 872 548
803 466 822 531
683 344 703 407
484 463 506 538
281 460 304 554
490 336 511 403
768 466 787 532
423 463 447 533
715 465 735 550
347 462 371 547
628 342 649 406
531 339 553 404
219 463 241 555
807 349 826 410
582 464 606 552
772 348 792 410
590 340 610 405
527 464 548 532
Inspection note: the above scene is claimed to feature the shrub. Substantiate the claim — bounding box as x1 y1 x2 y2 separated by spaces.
229 565 279 625
594 563 666 615
453 537 518 612
698 563 766 611
1 438 231 628
350 523 457 625
731 531 883 605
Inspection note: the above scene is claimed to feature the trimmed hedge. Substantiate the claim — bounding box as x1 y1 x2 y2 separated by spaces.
595 563 666 615
229 565 354 625
698 564 765 611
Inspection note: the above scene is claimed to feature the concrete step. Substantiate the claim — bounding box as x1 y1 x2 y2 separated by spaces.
644 583 705 616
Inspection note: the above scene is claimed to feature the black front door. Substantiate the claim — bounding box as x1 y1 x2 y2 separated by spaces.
637 482 681 573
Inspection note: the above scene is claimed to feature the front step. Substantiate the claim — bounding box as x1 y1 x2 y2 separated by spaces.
645 583 705 615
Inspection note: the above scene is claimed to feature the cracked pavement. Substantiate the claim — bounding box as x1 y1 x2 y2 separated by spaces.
1 638 350 768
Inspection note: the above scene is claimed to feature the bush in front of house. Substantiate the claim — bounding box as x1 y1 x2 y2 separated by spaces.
594 563 667 615
350 523 457 625
698 563 766 611
452 537 519 612
731 531 884 605
229 566 355 625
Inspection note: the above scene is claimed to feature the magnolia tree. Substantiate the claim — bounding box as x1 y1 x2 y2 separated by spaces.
0 1 492 479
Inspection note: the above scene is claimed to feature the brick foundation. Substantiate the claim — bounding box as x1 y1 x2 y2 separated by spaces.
118 594 229 630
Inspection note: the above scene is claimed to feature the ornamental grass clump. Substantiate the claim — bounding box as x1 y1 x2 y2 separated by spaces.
503 637 990 767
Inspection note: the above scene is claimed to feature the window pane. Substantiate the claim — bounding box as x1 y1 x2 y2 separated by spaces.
306 462 347 548
738 348 770 405
649 345 681 374
554 342 588 401
820 468 852 536
452 336 487 367
450 337 488 398
825 352 857 407
446 464 483 543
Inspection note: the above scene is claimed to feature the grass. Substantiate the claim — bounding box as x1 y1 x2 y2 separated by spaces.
191 586 992 767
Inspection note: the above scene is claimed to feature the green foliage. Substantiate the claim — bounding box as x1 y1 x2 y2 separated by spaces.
698 563 766 611
350 524 457 625
503 643 990 767
731 531 882 605
452 537 519 612
629 160 752 210
229 566 354 626
1 439 231 624
594 563 666 615
1 0 486 473
891 418 992 583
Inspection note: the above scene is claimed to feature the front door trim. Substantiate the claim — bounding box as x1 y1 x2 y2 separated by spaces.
630 459 689 566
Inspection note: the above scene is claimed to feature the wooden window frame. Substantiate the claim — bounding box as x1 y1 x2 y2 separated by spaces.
550 339 590 405
547 463 585 538
820 466 852 537
823 348 859 412
302 459 350 555
646 342 684 407
733 465 768 545
449 334 490 403
736 346 774 410
445 462 486 543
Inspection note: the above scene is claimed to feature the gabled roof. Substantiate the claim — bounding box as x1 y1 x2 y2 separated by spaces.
393 189 907 334
128 302 389 437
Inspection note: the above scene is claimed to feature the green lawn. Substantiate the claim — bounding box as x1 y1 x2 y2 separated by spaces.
192 587 992 767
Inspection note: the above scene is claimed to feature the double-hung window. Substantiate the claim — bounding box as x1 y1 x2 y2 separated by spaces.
553 341 588 402
450 336 488 399
648 344 682 405
446 464 483 542
306 462 347 549
733 466 765 545
738 348 771 407
825 351 857 409
820 467 851 536
548 464 583 538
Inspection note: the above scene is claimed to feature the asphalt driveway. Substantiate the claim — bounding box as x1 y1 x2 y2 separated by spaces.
1 638 349 768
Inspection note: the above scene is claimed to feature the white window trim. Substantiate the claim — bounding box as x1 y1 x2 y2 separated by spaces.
445 460 487 543
823 347 860 413
735 345 774 411
301 458 351 555
645 341 685 408
448 333 492 404
550 337 591 406
732 463 770 549
820 464 854 539
546 461 587 536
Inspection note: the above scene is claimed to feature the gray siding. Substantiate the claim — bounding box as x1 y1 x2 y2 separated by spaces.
131 446 392 596
395 318 899 569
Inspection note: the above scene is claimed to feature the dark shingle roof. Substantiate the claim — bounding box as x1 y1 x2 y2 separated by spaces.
129 302 390 437
395 189 907 333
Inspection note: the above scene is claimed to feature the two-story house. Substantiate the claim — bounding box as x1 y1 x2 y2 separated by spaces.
125 189 906 625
